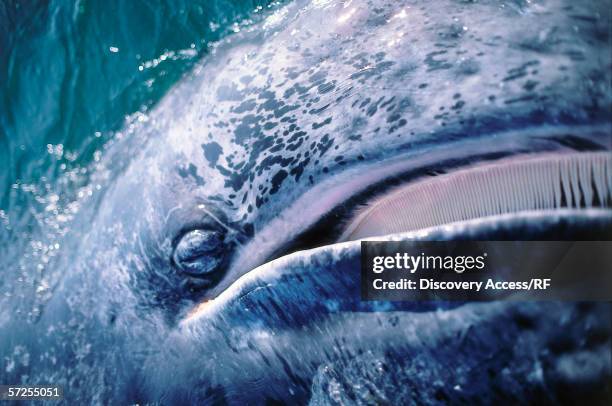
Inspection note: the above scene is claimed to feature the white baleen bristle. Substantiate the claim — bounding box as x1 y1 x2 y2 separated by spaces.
341 152 612 241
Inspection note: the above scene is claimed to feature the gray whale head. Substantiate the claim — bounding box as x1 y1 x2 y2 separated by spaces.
2 0 611 403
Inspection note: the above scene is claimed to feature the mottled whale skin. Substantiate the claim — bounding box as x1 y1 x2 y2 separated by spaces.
1 0 611 403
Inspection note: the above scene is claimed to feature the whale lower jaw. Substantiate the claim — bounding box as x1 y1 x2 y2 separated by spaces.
184 208 612 324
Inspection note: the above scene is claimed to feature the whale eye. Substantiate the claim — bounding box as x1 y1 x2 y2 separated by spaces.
172 229 226 277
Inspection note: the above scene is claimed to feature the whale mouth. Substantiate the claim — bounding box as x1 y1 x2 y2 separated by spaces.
189 124 611 304
184 140 611 322
199 125 609 290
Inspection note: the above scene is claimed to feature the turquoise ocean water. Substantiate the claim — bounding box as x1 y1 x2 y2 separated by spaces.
0 0 279 313
1 0 278 207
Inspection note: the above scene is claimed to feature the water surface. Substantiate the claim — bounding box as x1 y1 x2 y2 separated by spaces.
0 0 280 319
